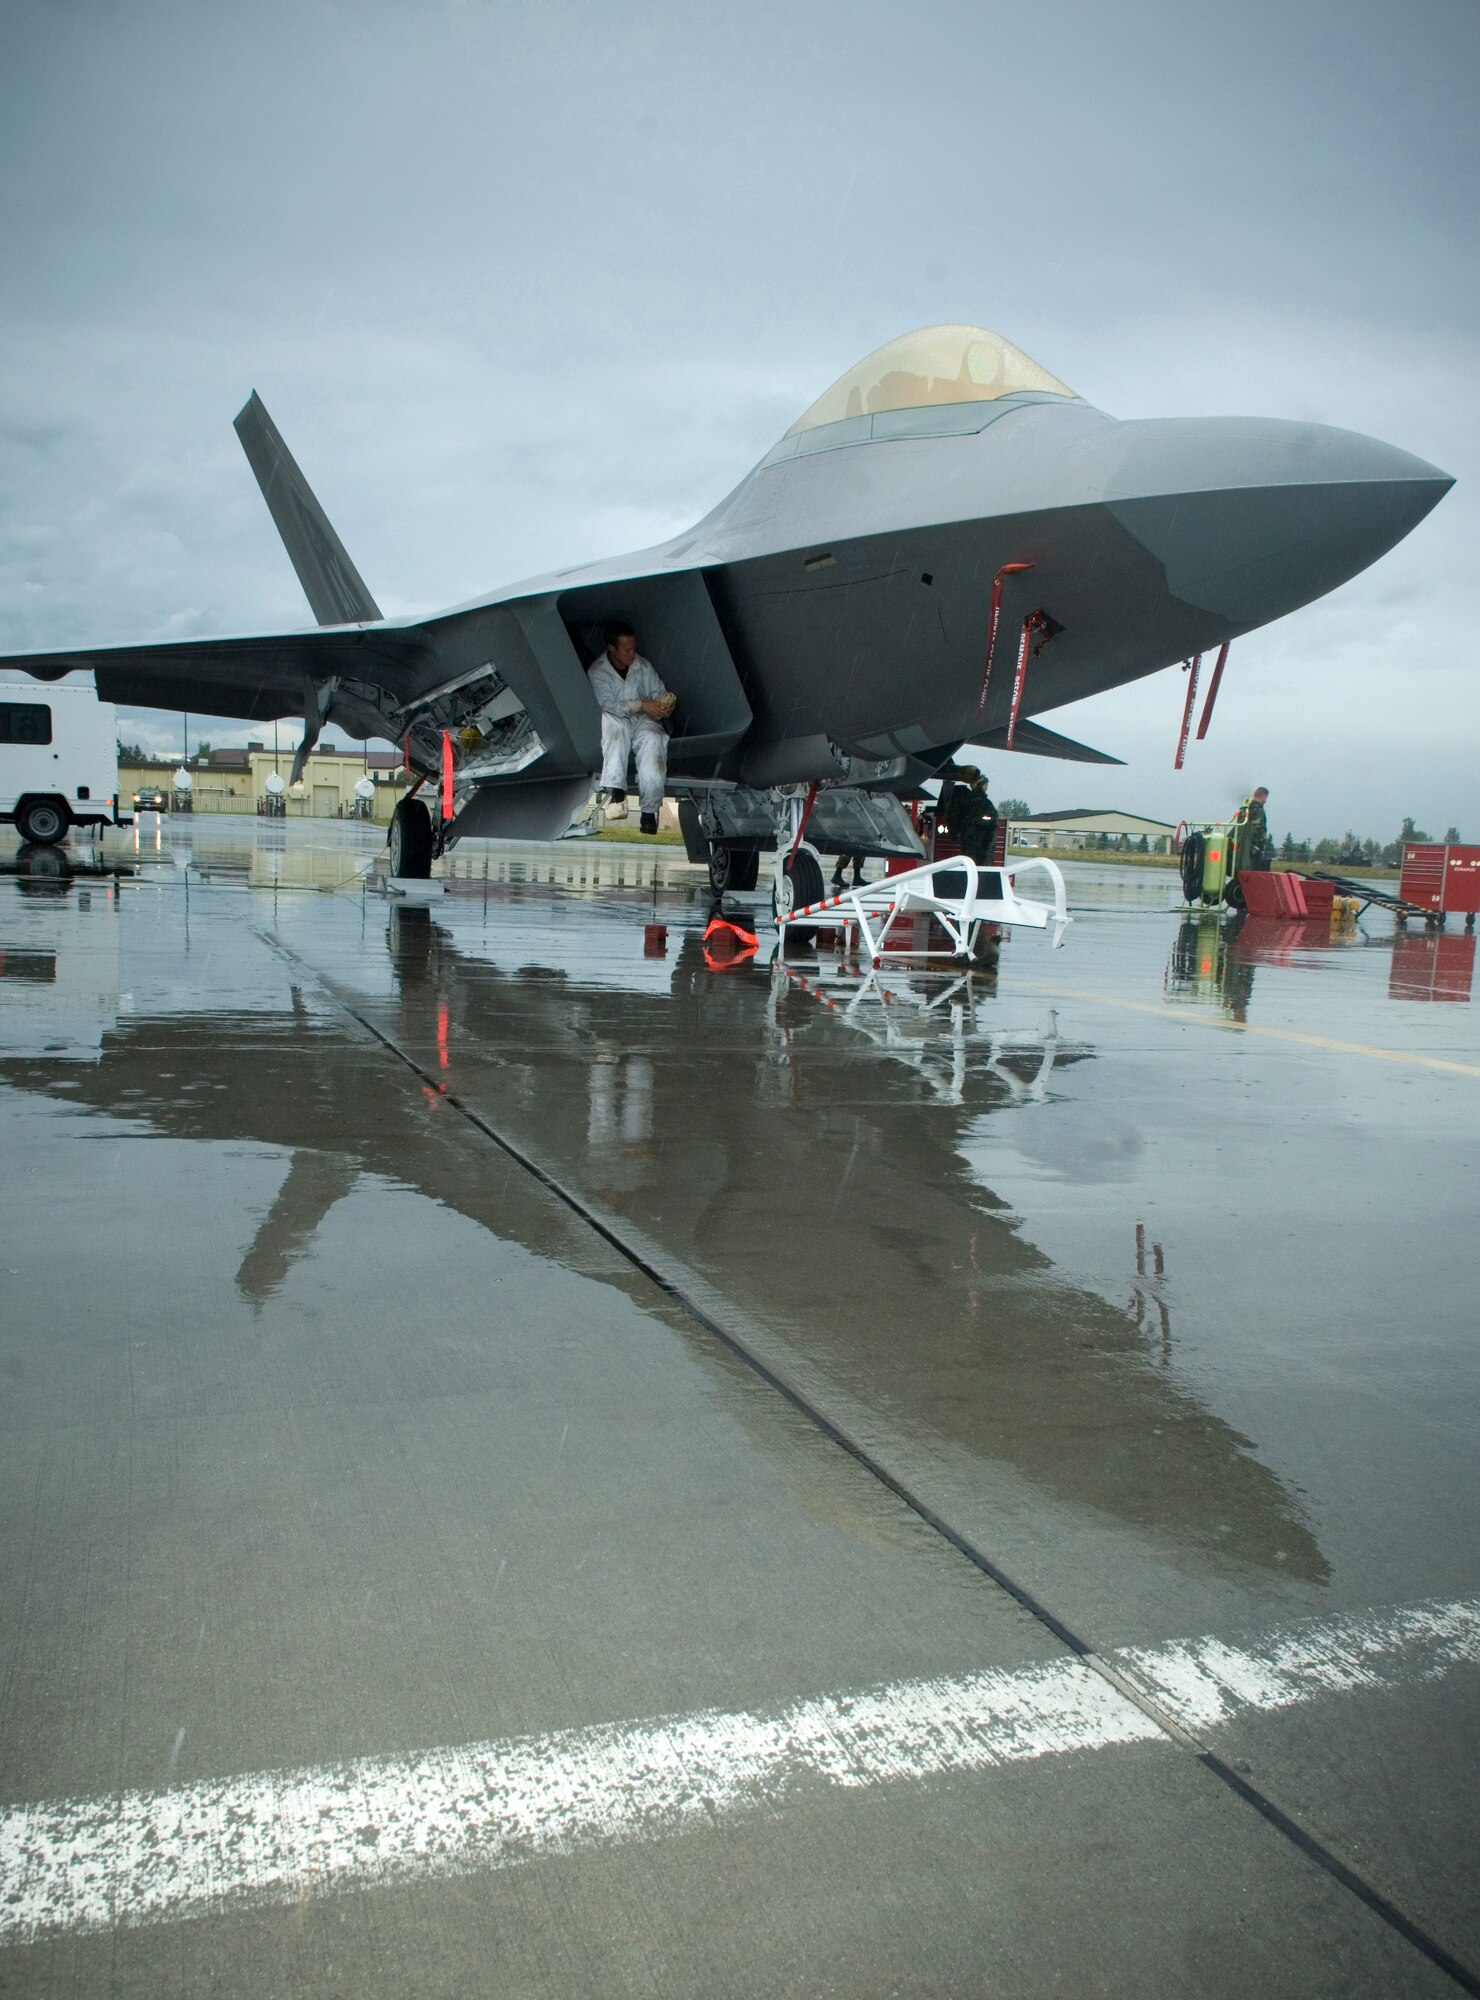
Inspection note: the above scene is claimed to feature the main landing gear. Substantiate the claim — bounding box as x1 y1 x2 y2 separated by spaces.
708 843 760 897
389 796 434 879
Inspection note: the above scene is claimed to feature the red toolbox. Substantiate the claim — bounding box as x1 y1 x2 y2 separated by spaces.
1400 845 1480 916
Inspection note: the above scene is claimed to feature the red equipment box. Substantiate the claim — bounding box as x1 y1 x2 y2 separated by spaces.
1400 845 1480 916
1239 871 1323 918
1236 871 1283 916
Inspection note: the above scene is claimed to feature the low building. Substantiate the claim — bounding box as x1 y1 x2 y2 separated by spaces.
120 746 410 821
117 744 686 831
1009 807 1178 854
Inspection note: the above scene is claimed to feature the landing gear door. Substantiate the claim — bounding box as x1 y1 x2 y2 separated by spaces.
807 791 925 859
417 597 601 774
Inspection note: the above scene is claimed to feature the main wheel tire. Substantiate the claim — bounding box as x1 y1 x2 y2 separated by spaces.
389 797 434 879
17 797 68 846
708 844 760 896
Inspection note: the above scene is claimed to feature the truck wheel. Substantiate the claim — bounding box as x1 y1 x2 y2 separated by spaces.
389 797 434 879
17 798 69 846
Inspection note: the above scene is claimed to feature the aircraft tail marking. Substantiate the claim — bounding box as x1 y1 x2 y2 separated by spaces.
233 391 382 626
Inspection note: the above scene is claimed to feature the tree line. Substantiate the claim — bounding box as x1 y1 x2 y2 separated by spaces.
998 800 1462 868
1276 819 1462 867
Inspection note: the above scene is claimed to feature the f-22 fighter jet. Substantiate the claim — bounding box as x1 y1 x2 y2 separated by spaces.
4 324 1452 900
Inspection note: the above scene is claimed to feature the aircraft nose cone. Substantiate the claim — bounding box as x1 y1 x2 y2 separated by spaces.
1106 417 1453 628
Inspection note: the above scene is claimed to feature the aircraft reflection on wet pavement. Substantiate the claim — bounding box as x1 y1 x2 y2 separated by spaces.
2 886 1327 1588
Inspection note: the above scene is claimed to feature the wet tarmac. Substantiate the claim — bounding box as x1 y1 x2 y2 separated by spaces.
1 815 1477 1997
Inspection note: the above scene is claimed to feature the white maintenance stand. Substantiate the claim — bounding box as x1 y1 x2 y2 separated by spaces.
775 854 1069 964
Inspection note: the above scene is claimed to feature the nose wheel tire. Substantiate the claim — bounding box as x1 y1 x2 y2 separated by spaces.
389 797 434 879
774 846 825 947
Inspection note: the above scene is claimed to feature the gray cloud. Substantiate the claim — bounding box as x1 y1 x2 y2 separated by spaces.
2 0 1475 834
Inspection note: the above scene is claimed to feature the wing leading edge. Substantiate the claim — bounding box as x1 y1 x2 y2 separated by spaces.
0 626 432 729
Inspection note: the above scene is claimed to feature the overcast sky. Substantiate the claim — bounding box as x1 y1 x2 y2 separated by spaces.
2 0 1475 842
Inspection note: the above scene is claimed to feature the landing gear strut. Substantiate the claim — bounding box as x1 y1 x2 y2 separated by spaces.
769 786 825 950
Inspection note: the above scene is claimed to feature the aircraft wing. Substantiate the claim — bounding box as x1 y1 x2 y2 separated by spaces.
0 624 433 725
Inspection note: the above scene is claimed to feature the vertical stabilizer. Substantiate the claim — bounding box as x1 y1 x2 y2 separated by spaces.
233 392 382 626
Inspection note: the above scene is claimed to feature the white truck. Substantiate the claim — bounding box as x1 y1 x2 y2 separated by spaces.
0 683 127 845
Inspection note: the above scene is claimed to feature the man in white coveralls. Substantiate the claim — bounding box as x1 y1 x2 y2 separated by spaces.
586 621 676 835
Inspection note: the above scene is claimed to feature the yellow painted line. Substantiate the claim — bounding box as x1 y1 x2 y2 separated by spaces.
1001 978 1480 1078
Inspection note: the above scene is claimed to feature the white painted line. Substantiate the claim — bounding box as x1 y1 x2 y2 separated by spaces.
1113 1593 1480 1731
3 1595 1477 1944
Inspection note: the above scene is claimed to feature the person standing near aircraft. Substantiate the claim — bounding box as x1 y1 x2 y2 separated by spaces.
935 765 1001 866
1246 786 1274 869
587 622 676 836
1233 785 1274 876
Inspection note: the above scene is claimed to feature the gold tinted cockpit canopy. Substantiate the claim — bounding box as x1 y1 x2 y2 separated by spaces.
787 324 1075 437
